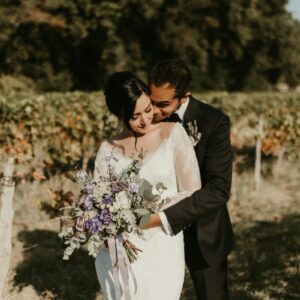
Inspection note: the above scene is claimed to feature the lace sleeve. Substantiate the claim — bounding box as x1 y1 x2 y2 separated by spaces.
174 124 201 193
93 141 110 179
163 124 201 209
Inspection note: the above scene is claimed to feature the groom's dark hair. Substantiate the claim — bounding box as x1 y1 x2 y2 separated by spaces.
149 59 192 99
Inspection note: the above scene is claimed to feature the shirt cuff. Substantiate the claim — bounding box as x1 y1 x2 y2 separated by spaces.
158 212 174 235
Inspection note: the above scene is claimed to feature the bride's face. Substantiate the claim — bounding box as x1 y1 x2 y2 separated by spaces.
129 92 153 134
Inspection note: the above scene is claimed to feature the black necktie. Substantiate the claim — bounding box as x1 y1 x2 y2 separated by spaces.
167 113 182 123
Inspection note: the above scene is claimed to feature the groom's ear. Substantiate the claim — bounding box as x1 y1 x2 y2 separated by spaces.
180 92 191 104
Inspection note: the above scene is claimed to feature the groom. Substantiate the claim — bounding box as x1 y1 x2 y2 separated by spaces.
145 59 234 300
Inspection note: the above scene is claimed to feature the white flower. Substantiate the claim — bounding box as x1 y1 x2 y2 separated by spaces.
94 181 109 198
86 210 97 219
75 169 89 184
186 120 201 146
115 191 130 209
113 201 121 210
109 206 115 212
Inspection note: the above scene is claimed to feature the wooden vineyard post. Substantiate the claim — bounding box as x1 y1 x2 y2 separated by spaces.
0 158 15 300
254 117 264 190
273 145 285 177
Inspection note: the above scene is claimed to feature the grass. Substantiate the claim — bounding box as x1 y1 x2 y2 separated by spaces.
13 230 100 300
3 158 300 299
228 214 300 300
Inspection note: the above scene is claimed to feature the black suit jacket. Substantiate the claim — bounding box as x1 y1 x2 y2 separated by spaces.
164 96 234 268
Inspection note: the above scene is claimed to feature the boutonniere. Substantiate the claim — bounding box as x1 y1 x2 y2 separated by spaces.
186 120 201 146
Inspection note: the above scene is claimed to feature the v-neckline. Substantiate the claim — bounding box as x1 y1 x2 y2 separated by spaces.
105 123 178 162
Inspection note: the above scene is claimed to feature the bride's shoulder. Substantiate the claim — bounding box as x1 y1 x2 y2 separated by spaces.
156 122 177 139
96 139 112 156
99 134 121 149
98 139 109 148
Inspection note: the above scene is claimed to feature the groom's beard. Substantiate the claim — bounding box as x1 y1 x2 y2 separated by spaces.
152 115 168 123
152 104 182 123
152 118 163 124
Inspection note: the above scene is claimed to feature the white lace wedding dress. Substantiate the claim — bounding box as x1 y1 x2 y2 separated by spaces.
94 123 201 300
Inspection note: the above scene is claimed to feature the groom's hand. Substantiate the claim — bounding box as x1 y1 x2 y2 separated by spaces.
139 214 162 229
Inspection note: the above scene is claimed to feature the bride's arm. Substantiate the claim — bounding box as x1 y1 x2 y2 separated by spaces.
156 124 201 233
93 141 110 179
167 124 201 205
142 124 201 231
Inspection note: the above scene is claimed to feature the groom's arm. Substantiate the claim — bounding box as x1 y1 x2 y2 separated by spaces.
163 114 233 235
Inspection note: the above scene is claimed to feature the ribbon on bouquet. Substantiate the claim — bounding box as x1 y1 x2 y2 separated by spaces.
108 235 137 300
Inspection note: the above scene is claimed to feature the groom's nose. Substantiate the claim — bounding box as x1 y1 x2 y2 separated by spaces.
152 106 160 116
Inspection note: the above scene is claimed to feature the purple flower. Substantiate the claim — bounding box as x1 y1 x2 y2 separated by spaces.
129 182 139 194
102 193 114 205
85 217 102 234
98 209 112 225
83 183 94 194
111 182 123 193
78 193 94 210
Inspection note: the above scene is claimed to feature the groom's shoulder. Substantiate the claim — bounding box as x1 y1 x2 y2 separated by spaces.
190 96 229 122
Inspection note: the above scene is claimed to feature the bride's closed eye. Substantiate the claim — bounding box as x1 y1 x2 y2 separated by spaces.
131 105 152 120
145 106 152 113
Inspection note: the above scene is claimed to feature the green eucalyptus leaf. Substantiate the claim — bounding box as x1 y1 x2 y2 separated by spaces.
134 208 149 216
139 213 151 225
143 189 155 201
156 182 164 190
139 179 153 193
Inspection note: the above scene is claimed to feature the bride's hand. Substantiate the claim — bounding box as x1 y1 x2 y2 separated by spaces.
139 214 162 229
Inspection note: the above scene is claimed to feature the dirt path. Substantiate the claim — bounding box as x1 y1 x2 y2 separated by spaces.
4 161 300 300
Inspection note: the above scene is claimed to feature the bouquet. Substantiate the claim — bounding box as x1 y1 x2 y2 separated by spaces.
59 150 169 263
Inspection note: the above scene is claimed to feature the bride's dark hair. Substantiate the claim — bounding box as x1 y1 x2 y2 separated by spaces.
104 71 149 129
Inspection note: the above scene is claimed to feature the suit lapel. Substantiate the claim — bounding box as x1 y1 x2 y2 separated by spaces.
183 96 202 124
182 97 205 165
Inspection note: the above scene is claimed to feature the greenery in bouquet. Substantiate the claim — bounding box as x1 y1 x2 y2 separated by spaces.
59 150 169 262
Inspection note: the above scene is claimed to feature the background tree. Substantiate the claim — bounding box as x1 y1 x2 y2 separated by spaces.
0 0 299 91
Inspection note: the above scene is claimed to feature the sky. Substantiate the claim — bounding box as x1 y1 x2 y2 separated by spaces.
286 0 300 20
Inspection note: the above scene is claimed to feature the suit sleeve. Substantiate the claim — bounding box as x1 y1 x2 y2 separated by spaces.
164 114 233 234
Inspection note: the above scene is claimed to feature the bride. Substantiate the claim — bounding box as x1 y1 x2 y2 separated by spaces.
94 71 201 299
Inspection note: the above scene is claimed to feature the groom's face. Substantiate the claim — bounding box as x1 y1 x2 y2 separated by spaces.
150 83 182 123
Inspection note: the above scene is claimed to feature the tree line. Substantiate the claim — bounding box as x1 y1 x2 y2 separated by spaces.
0 0 300 92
